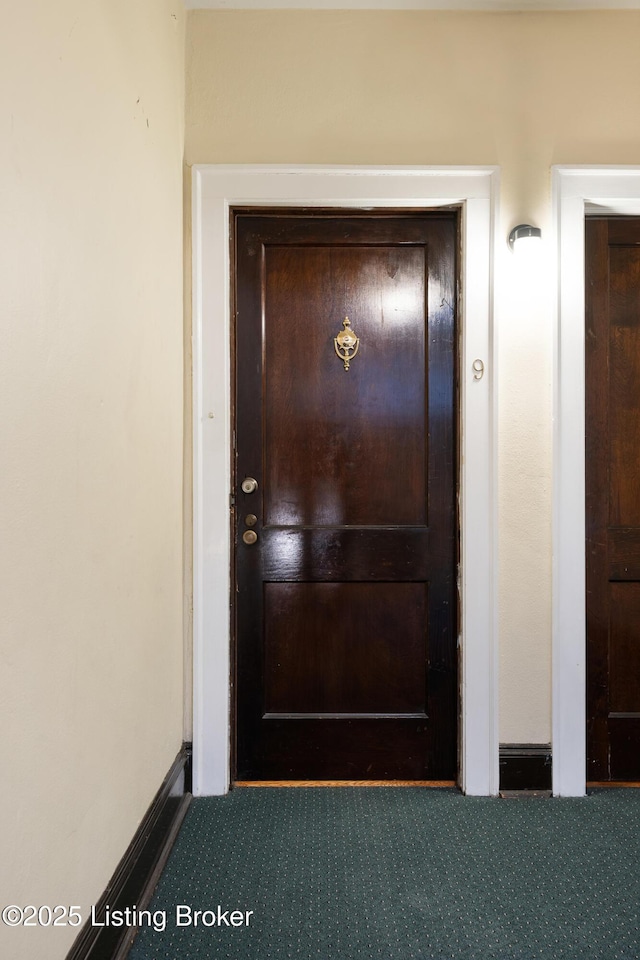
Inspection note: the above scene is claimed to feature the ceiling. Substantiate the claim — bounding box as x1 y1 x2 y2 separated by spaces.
185 0 640 9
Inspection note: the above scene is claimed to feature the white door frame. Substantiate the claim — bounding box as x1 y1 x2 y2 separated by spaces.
552 165 640 797
191 165 499 797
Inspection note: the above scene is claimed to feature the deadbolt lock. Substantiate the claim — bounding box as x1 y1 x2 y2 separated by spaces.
241 477 258 494
245 514 258 527
242 530 258 545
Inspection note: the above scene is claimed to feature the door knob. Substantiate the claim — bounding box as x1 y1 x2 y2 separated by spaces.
241 477 258 494
242 530 258 545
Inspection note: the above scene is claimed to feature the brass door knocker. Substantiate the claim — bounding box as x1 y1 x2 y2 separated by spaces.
334 317 360 371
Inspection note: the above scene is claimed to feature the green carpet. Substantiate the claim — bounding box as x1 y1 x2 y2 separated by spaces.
128 788 640 959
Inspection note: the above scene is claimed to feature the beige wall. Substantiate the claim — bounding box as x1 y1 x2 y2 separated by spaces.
186 10 640 745
0 3 185 958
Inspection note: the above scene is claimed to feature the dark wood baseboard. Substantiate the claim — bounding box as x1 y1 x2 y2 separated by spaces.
499 743 552 792
66 744 192 960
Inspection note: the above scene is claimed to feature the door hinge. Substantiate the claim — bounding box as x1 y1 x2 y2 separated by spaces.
230 493 236 508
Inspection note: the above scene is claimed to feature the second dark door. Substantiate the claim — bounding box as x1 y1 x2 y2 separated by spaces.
234 211 458 780
586 217 640 780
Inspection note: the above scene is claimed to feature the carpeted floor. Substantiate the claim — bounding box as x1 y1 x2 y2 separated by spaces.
128 788 640 960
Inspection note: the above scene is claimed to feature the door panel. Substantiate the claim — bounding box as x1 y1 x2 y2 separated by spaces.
263 244 428 527
609 584 640 712
234 212 458 781
264 582 428 716
586 217 640 781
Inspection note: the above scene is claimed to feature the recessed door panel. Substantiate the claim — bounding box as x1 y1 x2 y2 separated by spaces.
263 245 427 527
263 582 428 716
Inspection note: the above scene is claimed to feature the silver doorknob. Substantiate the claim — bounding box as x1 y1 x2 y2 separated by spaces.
241 477 258 494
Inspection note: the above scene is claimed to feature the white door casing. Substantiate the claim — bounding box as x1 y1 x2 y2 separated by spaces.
552 166 640 797
191 165 499 796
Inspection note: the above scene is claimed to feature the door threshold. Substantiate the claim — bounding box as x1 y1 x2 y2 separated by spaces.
234 780 457 788
587 781 640 788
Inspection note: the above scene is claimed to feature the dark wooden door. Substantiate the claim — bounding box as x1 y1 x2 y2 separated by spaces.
586 217 640 781
234 211 458 781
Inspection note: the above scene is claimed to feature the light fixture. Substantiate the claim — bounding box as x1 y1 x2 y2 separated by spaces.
508 223 542 251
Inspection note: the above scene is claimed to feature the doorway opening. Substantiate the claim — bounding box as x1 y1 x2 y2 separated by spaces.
552 165 640 796
191 165 498 797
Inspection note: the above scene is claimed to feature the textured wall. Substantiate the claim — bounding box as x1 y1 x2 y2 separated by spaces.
0 2 185 957
185 9 640 745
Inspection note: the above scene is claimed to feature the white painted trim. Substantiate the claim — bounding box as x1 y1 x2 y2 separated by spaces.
185 0 640 10
192 165 499 797
552 165 640 797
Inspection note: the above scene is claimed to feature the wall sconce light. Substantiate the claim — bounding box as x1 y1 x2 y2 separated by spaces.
508 223 542 252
